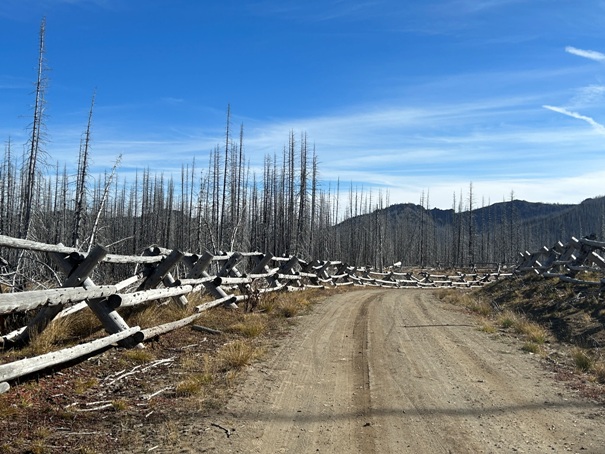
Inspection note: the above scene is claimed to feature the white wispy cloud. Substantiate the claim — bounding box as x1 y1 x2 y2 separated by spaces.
565 46 605 62
570 84 605 106
543 105 605 134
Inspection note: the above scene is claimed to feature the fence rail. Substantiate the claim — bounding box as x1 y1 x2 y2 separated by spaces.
0 234 508 393
516 236 605 285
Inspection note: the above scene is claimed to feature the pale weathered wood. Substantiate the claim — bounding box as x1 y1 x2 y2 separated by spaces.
0 327 142 383
141 314 202 340
110 285 193 308
138 249 184 291
195 295 237 312
50 247 139 349
172 276 215 286
249 253 274 275
115 275 141 291
162 272 189 307
0 285 117 314
187 251 236 308
6 245 110 347
0 234 163 264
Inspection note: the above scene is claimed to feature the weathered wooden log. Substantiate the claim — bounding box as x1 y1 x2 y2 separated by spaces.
140 314 202 340
278 274 302 280
50 247 139 349
5 245 110 348
247 270 278 279
138 249 184 291
580 237 605 248
0 327 142 383
115 275 141 291
195 295 237 312
175 276 215 286
0 234 163 264
269 256 299 288
258 284 284 293
191 325 223 335
216 277 252 285
249 253 274 275
187 251 236 308
162 272 189 307
109 285 193 308
559 275 602 286
0 285 118 314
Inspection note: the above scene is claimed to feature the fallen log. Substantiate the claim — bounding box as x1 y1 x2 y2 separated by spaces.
0 285 118 314
109 285 193 308
141 314 203 340
0 327 142 383
191 325 223 335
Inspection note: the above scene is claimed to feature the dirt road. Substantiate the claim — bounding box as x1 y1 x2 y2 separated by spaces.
189 289 605 453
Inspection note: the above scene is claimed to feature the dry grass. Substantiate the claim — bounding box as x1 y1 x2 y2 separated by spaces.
513 319 549 344
216 340 263 371
73 377 99 395
122 348 156 363
26 317 75 355
227 313 268 337
479 321 497 333
521 342 543 355
175 377 204 397
125 301 190 329
440 290 493 315
593 361 605 383
111 399 128 411
572 347 593 373
497 310 518 329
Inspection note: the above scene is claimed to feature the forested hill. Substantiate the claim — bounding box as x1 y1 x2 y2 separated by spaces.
332 196 605 269
384 199 581 232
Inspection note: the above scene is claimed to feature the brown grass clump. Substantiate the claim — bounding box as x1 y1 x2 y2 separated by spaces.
439 291 492 316
227 313 268 338
26 317 74 355
593 361 605 383
216 340 263 371
571 347 593 373
175 377 204 397
122 348 156 364
125 302 190 329
514 319 548 344
497 310 518 329
521 342 543 355
479 321 497 333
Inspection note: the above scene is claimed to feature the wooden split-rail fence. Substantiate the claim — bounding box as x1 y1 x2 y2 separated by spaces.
516 236 605 285
0 234 510 393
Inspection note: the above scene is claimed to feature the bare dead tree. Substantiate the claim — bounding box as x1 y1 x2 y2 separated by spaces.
73 92 95 248
86 155 121 253
19 18 48 240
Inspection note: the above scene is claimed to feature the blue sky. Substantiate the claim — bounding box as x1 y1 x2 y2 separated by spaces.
1 0 605 209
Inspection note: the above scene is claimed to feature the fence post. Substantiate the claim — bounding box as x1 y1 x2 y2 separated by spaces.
269 256 299 288
185 251 237 308
4 245 137 348
138 248 188 307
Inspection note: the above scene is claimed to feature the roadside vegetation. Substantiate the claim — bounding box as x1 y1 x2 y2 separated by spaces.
0 289 324 453
438 274 605 392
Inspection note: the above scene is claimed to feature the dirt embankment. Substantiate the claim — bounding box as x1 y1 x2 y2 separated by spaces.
181 289 605 453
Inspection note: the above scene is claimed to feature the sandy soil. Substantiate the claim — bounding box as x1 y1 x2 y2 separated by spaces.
146 289 605 453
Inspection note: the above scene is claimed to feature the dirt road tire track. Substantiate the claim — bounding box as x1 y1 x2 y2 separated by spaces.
175 289 605 453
